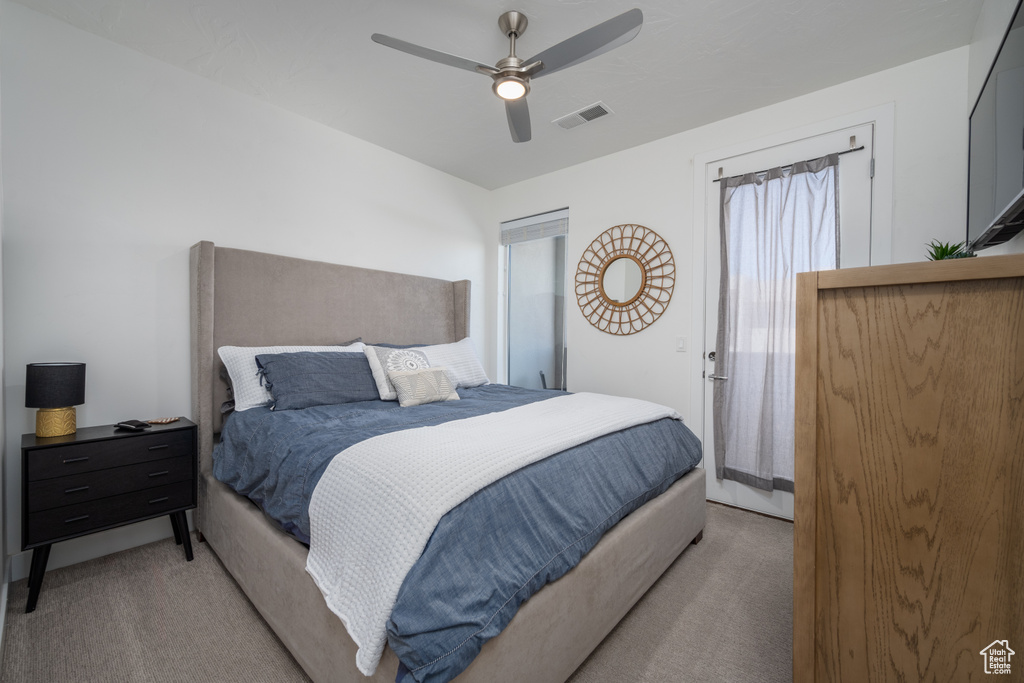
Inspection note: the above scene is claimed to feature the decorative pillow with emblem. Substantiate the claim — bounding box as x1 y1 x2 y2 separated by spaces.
364 338 488 401
364 346 431 401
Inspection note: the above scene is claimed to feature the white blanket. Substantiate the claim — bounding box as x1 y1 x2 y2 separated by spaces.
305 392 681 675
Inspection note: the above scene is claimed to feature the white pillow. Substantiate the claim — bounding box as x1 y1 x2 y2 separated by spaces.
419 338 489 389
218 342 365 411
364 338 488 401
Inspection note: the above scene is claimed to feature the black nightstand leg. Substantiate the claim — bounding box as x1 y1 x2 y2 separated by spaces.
170 513 183 546
26 544 52 613
173 511 193 561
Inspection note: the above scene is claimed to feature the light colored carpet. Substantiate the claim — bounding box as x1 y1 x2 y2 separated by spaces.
567 503 793 683
1 503 792 682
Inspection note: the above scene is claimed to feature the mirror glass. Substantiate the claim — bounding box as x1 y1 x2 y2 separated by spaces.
602 257 644 304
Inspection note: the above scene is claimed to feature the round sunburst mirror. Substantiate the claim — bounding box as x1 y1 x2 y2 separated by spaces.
575 224 675 335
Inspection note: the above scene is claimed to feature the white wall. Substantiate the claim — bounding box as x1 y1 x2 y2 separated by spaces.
0 2 492 580
489 47 972 516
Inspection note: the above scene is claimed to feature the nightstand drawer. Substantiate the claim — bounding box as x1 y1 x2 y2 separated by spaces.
27 456 193 513
26 430 193 481
25 480 194 548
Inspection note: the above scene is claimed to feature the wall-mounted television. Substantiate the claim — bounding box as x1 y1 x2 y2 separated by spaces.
968 0 1024 250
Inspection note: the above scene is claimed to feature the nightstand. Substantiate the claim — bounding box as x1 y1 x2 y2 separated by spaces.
21 418 197 613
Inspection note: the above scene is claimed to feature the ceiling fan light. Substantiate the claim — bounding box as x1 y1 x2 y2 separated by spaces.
494 76 528 100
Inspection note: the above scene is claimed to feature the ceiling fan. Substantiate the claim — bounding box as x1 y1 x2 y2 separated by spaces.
371 8 643 143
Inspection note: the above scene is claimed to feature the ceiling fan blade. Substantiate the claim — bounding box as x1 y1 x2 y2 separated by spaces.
528 8 643 79
371 33 497 75
506 98 532 143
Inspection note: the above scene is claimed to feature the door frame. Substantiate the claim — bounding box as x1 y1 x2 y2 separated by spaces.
688 104 895 517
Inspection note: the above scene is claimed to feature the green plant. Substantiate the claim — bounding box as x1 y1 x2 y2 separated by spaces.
925 239 976 261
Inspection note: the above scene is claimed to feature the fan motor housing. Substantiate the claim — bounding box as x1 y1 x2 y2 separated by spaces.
498 11 528 38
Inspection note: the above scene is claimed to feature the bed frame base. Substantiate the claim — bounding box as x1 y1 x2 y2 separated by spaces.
199 467 705 683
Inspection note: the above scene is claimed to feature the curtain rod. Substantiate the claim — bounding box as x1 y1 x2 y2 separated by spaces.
712 145 865 183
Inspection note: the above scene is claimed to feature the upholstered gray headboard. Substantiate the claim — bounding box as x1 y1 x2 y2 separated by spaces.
189 241 470 478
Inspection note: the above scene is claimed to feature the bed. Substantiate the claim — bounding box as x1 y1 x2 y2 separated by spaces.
189 240 706 683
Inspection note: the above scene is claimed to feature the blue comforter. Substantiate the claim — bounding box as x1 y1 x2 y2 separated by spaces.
214 384 702 682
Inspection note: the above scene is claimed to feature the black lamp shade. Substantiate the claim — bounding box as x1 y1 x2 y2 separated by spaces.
25 363 86 408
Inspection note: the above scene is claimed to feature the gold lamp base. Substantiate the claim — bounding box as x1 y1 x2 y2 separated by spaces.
35 407 77 438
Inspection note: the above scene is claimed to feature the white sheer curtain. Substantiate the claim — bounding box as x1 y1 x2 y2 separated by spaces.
713 154 839 492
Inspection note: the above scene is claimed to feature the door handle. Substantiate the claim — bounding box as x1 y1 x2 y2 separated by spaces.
708 375 729 381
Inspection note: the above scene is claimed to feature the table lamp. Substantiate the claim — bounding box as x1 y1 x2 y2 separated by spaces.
25 363 86 437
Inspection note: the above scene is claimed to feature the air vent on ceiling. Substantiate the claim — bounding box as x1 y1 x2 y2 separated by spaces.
553 102 613 130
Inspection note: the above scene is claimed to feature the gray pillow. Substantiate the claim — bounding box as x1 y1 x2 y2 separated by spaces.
255 351 380 410
388 367 460 407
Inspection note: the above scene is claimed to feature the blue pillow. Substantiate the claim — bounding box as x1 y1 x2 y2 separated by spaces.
255 351 380 410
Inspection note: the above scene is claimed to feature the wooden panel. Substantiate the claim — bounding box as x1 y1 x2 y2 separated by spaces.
793 271 819 683
813 277 1024 681
815 253 1024 291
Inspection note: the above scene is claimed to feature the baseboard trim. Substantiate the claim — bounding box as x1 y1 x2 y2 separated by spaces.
707 499 794 523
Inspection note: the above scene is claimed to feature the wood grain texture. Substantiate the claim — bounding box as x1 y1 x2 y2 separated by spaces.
815 253 1024 291
794 271 819 683
813 276 1024 682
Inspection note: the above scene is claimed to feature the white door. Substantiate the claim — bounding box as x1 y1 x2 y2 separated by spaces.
702 124 874 519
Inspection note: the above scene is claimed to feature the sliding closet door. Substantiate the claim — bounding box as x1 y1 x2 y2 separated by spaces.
502 210 568 390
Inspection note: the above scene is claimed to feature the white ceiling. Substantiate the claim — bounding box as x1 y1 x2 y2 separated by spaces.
14 0 985 189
